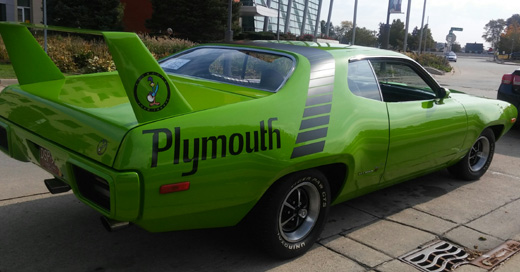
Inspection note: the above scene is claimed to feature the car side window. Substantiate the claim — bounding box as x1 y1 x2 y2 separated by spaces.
347 60 382 101
369 60 436 102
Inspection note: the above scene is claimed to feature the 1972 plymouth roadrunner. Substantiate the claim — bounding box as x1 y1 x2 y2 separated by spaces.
0 23 517 258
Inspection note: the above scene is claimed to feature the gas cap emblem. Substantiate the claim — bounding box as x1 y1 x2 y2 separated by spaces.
97 139 108 155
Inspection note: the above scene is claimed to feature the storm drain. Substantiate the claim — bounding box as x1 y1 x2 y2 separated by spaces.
400 240 468 272
471 240 520 270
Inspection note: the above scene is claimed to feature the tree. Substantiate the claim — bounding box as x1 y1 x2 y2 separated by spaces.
452 43 462 53
482 19 506 55
320 20 336 38
47 0 124 31
506 14 520 27
499 21 520 54
146 0 241 43
346 27 378 47
334 21 353 43
389 19 405 50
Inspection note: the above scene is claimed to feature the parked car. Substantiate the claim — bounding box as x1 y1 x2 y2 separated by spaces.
497 68 520 124
511 52 520 60
446 51 457 62
0 23 517 259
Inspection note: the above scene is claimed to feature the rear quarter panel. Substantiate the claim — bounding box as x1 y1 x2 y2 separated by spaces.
114 54 325 231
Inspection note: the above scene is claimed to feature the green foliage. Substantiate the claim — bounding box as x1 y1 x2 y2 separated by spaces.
0 32 197 75
346 27 378 47
47 0 124 31
140 35 197 60
146 0 241 43
406 52 452 72
0 63 16 78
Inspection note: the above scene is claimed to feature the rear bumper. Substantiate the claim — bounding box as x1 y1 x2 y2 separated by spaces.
0 117 141 221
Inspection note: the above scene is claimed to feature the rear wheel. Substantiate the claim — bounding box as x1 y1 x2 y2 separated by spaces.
252 170 330 259
448 128 495 180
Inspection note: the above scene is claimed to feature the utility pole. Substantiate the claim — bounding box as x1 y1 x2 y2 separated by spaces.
418 0 427 53
403 0 411 52
325 0 333 37
352 0 358 45
277 0 281 41
225 0 233 42
44 0 47 53
313 0 323 39
382 0 392 49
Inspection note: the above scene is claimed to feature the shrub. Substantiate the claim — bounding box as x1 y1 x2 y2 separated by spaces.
0 31 197 74
405 52 453 72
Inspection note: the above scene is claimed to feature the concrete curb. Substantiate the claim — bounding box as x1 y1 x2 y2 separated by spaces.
0 78 18 86
425 66 445 75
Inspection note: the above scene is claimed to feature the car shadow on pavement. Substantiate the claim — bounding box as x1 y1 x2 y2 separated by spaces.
0 169 479 272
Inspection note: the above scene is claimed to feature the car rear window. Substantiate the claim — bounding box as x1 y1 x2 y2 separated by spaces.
160 47 294 92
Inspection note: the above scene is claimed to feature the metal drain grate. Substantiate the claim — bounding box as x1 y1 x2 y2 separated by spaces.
400 240 468 272
471 240 520 269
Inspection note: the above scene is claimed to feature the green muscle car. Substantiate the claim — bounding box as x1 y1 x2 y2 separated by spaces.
0 23 517 259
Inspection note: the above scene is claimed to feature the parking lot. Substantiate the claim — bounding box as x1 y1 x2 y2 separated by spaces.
1 56 520 272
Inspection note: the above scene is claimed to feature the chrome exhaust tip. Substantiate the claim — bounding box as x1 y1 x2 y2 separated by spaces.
100 216 130 232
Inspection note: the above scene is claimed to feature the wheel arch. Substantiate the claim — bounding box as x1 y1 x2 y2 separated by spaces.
488 124 504 141
247 162 348 217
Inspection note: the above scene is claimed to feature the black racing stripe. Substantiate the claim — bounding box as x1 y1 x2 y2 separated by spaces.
295 128 328 144
290 141 326 159
303 104 332 117
299 116 330 130
306 94 333 106
310 69 335 79
308 85 334 96
309 77 335 88
311 62 336 72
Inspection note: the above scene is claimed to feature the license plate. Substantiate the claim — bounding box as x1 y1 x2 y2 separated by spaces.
40 147 62 177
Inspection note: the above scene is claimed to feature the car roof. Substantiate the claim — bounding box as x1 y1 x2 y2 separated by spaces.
222 40 405 60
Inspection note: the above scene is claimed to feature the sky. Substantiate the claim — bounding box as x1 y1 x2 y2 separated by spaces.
319 0 520 49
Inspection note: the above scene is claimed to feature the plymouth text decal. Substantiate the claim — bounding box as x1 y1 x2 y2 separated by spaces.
143 118 281 176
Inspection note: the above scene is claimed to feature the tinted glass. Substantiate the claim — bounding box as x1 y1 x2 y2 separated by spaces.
369 60 436 102
160 48 293 92
347 60 382 101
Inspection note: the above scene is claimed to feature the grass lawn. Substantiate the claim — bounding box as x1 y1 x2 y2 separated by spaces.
0 63 16 79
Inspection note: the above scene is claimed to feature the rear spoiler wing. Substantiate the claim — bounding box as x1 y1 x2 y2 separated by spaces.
0 22 192 123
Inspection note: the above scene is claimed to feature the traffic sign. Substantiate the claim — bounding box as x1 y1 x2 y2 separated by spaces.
446 33 456 43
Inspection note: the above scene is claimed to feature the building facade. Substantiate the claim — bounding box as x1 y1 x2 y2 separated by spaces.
0 0 42 24
240 0 322 36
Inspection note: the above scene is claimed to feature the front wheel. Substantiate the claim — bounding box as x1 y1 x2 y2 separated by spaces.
448 128 495 180
252 170 330 259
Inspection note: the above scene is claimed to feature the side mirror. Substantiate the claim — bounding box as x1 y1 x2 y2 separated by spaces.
436 88 450 104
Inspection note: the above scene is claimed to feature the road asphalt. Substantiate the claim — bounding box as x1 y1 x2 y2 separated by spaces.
1 57 520 272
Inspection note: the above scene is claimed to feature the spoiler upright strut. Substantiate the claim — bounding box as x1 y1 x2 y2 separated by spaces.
0 22 193 123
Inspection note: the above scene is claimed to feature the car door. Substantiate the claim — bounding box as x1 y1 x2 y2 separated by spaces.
369 58 468 183
345 59 389 188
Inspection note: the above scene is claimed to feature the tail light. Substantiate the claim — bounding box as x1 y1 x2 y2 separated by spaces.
502 74 513 84
502 74 520 86
514 75 520 86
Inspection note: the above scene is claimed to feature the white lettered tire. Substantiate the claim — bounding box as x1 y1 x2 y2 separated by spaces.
448 128 495 180
252 169 330 259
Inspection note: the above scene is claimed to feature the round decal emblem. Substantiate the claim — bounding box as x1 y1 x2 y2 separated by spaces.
133 72 171 112
97 139 108 155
